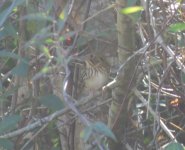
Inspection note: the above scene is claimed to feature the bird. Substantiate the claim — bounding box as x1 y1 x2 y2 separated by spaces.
78 55 109 94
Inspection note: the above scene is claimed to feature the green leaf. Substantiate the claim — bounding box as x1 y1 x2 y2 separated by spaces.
57 3 69 32
0 50 20 60
0 139 14 150
121 6 144 14
81 126 93 142
81 122 117 142
0 86 19 102
59 11 65 20
41 66 50 73
22 13 53 22
92 122 117 142
45 38 54 44
41 46 51 58
168 23 185 32
0 22 17 39
2 86 19 98
32 66 51 80
164 142 184 150
0 51 28 70
39 94 64 111
0 0 26 27
176 0 182 3
0 115 21 134
127 0 138 7
11 59 29 76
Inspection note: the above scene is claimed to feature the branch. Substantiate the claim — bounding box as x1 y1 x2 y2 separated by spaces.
134 88 177 142
0 92 100 139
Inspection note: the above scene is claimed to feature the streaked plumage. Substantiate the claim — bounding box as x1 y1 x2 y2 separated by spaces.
80 56 109 93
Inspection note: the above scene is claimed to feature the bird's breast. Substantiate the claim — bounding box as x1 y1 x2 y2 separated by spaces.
84 71 108 91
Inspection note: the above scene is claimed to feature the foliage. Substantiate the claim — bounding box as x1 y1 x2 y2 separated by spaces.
164 142 184 150
39 94 64 112
121 6 144 14
0 0 185 150
81 122 117 142
0 115 21 134
0 139 14 150
168 23 185 32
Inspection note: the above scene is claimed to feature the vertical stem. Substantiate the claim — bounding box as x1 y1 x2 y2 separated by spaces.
10 7 26 113
108 0 137 149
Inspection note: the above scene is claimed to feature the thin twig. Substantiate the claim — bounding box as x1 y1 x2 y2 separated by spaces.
20 123 49 150
81 3 116 25
0 92 100 139
134 88 177 142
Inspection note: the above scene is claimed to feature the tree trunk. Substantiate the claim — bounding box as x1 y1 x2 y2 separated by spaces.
108 0 137 149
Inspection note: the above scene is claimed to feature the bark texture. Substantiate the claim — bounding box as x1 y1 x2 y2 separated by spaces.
108 0 137 149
